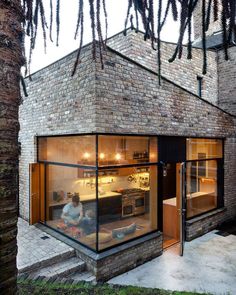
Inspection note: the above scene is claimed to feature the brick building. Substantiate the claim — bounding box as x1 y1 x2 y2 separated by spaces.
19 18 236 280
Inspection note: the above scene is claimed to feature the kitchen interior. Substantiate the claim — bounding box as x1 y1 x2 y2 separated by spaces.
42 135 158 250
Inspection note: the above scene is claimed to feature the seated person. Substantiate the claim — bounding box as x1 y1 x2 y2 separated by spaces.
79 209 96 235
61 194 83 226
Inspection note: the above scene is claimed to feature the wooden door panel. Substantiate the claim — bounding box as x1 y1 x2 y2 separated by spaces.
30 163 40 224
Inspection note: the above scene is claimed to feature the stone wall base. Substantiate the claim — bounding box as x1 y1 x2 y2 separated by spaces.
186 207 227 241
76 232 163 282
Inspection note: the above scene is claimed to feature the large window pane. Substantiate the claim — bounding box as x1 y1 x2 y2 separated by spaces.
38 135 96 166
46 165 97 250
97 166 158 250
98 136 158 166
186 160 218 219
186 138 223 160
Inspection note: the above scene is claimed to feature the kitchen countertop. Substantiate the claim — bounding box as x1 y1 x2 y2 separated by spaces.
163 197 177 206
49 191 122 207
187 191 215 199
163 192 215 207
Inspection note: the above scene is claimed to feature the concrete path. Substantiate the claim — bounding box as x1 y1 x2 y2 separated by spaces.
109 230 236 295
17 218 75 273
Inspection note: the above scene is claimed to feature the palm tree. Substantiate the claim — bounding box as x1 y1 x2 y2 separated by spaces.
0 1 24 293
0 0 235 293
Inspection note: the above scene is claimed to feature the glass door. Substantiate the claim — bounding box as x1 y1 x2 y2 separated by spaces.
179 162 186 256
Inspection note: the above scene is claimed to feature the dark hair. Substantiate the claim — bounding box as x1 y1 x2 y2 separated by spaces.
72 194 80 204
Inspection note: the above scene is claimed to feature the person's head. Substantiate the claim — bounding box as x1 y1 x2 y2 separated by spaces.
72 194 80 207
85 209 95 219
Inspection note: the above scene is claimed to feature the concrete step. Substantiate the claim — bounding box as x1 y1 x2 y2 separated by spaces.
18 248 75 275
23 257 86 280
67 270 96 283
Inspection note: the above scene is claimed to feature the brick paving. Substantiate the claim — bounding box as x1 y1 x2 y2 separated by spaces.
17 218 75 273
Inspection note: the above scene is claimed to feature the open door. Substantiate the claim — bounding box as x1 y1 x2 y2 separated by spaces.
29 163 45 225
162 163 180 249
179 162 186 256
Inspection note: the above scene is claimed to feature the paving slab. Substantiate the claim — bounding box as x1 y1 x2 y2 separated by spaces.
17 218 75 273
109 230 236 295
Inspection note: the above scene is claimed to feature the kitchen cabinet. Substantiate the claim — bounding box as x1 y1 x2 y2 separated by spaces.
98 195 122 224
163 197 179 240
144 191 150 213
48 191 122 222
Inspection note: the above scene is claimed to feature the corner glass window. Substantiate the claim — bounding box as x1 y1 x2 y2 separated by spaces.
186 160 218 219
186 138 223 160
38 136 96 166
98 136 158 166
97 166 158 251
46 165 97 250
38 134 159 253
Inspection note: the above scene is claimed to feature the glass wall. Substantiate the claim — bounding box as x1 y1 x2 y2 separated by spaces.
39 134 158 252
186 138 223 219
186 138 223 160
38 136 96 166
45 164 97 250
186 160 218 218
38 134 223 248
97 166 158 250
98 135 158 166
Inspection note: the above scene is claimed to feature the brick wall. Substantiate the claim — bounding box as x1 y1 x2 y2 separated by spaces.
224 136 236 220
217 47 236 116
76 233 162 281
19 45 96 220
108 29 219 105
186 208 226 241
193 0 222 41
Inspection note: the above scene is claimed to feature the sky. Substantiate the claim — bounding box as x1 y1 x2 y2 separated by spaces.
26 0 181 74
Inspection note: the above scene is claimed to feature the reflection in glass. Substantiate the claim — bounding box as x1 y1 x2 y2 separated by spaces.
98 136 158 166
38 135 96 166
46 165 97 250
186 138 222 160
97 166 158 250
186 160 218 218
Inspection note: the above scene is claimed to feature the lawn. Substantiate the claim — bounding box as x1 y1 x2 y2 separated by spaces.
18 278 211 295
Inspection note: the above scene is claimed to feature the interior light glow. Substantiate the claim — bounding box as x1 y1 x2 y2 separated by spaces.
115 153 121 160
83 152 90 159
99 153 105 159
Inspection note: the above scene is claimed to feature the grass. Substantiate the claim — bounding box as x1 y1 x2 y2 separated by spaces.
17 278 211 295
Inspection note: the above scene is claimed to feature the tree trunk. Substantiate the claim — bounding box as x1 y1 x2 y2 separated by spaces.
0 0 24 293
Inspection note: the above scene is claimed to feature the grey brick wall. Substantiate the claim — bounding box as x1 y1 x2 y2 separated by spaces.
108 29 218 105
76 233 163 281
224 136 236 219
193 0 222 41
19 45 96 220
94 48 234 136
186 208 226 241
218 47 236 116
